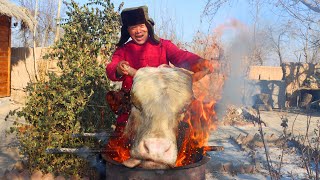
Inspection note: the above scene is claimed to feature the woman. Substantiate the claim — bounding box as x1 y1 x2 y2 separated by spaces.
106 5 217 127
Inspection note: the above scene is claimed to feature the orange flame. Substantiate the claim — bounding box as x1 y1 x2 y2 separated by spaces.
105 125 131 163
176 63 224 166
175 91 218 166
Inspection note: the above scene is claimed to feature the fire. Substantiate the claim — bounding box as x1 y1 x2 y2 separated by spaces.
105 125 131 163
175 73 221 166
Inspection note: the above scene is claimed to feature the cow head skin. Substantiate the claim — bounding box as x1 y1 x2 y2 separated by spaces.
122 67 193 169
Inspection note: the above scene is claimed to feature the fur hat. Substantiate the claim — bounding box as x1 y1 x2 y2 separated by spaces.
117 6 160 46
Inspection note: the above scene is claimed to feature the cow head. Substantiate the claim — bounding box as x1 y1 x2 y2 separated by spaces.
122 67 193 169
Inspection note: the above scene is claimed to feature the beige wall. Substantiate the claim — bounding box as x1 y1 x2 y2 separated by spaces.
248 66 283 81
10 47 58 103
283 62 320 107
9 47 114 104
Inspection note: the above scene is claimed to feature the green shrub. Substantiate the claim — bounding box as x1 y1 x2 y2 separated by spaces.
8 0 121 176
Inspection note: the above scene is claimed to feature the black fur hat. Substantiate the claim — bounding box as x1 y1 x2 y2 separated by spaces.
117 6 160 46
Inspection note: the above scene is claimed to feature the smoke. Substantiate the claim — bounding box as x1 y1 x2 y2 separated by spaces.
214 19 258 118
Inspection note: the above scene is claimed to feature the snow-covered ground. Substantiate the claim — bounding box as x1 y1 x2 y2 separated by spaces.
1 97 320 179
206 110 320 179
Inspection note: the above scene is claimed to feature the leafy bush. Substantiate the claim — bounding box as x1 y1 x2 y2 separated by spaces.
8 0 121 176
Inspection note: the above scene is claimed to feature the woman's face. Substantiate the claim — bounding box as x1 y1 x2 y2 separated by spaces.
128 23 149 45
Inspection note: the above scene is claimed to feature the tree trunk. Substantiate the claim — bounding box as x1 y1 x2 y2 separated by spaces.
55 0 62 43
33 0 39 81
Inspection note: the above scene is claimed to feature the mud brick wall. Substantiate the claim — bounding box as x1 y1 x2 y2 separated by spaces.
10 47 56 104
248 66 285 109
248 66 283 81
248 64 320 108
283 62 320 107
9 47 115 104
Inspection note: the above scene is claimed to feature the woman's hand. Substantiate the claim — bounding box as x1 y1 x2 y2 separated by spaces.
116 61 130 76
192 69 211 82
158 64 171 68
192 59 220 82
116 61 137 77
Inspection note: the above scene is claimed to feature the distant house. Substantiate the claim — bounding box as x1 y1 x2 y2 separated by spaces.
0 0 34 97
248 63 320 109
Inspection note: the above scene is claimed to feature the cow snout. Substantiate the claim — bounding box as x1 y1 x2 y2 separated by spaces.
131 137 177 168
143 138 172 155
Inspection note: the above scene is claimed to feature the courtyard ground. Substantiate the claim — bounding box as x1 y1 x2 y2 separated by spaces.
1 97 319 179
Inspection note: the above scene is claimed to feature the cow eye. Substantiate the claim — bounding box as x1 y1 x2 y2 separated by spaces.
131 95 142 111
132 101 142 111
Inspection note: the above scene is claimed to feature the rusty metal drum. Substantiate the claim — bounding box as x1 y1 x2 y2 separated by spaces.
105 155 210 180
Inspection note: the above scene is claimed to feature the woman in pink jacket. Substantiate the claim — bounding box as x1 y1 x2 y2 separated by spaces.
106 6 217 127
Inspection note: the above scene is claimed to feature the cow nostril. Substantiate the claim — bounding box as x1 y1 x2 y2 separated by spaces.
164 144 171 153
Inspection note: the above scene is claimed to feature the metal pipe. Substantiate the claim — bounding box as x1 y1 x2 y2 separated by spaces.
46 145 223 154
71 132 119 138
46 148 113 154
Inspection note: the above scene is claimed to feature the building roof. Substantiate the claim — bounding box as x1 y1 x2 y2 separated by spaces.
0 0 35 31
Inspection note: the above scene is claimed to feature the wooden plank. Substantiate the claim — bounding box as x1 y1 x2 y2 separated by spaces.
0 87 8 94
7 16 11 97
0 56 9 61
0 36 9 42
0 15 11 97
0 66 8 71
0 82 8 97
0 65 8 73
0 82 7 88
0 29 9 41
0 17 10 48
0 83 7 88
0 16 10 23
0 60 9 67
0 42 9 51
0 71 7 77
0 75 8 82
0 68 8 74
0 17 6 23
0 34 9 41
0 70 8 76
0 26 9 30
0 52 8 57
0 74 8 79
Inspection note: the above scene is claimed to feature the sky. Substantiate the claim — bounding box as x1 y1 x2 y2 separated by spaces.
12 0 306 64
76 0 256 43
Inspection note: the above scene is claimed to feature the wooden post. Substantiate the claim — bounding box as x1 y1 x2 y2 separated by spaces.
32 0 39 82
54 0 62 43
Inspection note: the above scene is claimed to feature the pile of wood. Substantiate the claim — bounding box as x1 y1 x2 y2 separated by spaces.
221 105 259 126
232 133 285 151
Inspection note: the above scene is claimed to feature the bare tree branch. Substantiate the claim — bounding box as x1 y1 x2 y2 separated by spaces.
299 0 320 13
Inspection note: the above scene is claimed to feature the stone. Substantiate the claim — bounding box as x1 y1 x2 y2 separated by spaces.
13 161 25 172
54 176 66 180
31 170 43 180
42 173 54 180
19 170 31 180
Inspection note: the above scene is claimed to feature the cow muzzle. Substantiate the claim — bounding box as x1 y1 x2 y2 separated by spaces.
123 137 177 169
